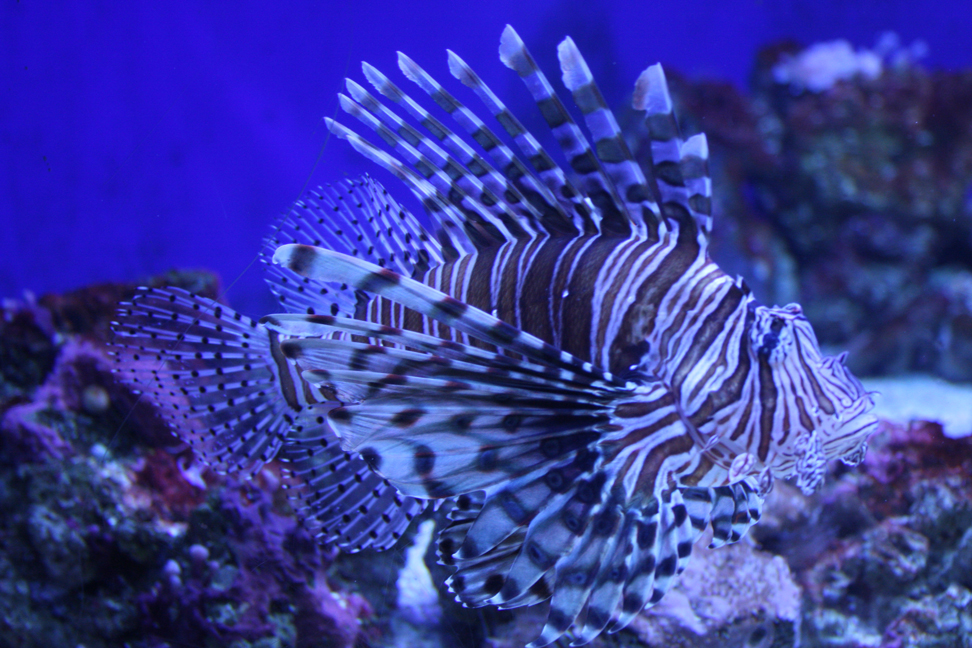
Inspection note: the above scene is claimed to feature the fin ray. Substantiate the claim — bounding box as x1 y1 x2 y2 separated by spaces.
279 409 423 551
500 26 627 236
363 59 572 238
633 64 713 243
111 287 291 476
557 36 663 241
262 176 443 316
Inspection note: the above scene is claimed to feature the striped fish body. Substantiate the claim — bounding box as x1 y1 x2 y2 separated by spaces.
367 233 698 376
361 232 739 483
112 25 877 647
365 232 867 495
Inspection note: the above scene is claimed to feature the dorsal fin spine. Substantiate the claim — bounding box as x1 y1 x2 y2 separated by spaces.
500 26 629 236
557 36 663 241
325 118 474 260
446 49 589 236
337 85 527 242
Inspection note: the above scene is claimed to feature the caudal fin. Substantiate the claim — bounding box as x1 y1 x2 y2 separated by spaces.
110 286 293 477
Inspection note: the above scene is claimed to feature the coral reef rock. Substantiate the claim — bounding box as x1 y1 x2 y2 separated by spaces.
629 541 801 647
0 273 379 648
756 418 972 648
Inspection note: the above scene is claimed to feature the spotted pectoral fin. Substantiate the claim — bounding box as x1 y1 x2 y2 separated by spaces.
278 407 424 552
267 314 659 510
443 526 528 608
110 287 289 477
325 389 610 500
445 459 613 617
688 478 764 549
441 462 697 647
563 493 692 645
268 331 627 509
599 491 694 637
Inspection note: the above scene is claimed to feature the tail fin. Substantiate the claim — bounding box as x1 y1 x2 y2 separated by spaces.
110 286 293 477
111 286 426 552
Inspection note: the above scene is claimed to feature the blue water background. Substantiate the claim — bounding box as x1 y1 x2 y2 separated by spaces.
3 0 970 316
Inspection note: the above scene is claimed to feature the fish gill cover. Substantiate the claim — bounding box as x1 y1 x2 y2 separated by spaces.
108 25 879 646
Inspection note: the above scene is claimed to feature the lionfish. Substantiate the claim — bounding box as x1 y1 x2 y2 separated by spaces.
111 25 877 646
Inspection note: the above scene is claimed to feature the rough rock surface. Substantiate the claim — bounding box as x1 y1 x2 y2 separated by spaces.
756 419 972 648
0 273 379 648
627 541 801 647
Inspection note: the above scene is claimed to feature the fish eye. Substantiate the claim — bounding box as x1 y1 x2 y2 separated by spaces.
751 307 794 360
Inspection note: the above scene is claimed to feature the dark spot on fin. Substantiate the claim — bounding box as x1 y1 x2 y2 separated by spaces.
360 447 382 471
287 244 320 275
414 444 436 476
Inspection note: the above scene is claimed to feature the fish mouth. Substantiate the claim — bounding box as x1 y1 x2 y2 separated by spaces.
822 391 879 460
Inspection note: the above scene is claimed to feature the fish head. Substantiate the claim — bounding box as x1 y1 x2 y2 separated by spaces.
750 303 877 484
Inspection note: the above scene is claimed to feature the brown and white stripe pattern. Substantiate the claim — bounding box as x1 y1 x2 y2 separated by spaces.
112 24 877 648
